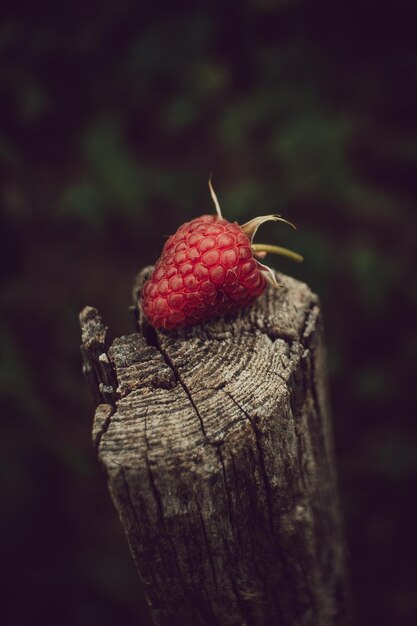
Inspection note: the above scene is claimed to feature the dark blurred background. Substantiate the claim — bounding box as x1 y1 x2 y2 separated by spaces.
1 1 417 624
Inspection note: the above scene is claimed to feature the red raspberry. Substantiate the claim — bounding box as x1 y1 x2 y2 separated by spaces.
140 180 302 330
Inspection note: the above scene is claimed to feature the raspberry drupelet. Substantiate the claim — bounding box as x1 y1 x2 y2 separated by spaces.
141 179 302 330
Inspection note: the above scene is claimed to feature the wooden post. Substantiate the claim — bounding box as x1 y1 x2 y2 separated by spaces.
80 269 350 626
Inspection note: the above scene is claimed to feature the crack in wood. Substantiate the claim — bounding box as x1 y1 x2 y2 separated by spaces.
155 335 208 440
92 403 114 452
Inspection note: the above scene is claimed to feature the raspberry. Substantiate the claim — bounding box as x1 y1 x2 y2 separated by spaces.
140 179 303 330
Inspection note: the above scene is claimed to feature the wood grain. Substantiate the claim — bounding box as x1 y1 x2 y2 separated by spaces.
80 270 350 626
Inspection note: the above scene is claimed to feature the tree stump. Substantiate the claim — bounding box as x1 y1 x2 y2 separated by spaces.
80 269 350 626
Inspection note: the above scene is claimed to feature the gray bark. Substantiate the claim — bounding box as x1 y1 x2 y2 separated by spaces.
80 269 350 626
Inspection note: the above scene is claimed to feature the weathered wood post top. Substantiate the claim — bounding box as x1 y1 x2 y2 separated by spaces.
80 270 350 626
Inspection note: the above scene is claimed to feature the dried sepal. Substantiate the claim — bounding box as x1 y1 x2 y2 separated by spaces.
208 174 223 219
241 215 296 243
256 260 281 288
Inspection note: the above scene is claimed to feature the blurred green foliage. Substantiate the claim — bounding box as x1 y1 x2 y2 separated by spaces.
1 1 417 625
